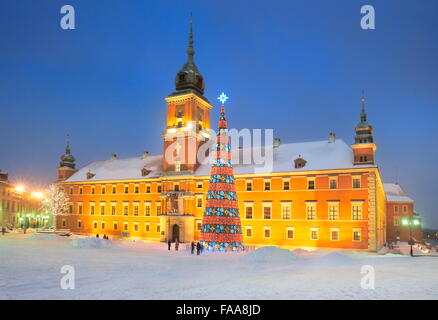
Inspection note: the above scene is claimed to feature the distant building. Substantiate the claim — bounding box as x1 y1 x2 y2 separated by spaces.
384 183 422 242
0 171 44 229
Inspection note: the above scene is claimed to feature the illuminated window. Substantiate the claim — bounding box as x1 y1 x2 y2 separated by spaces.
328 202 339 220
281 202 291 220
123 222 128 231
245 226 252 237
101 221 105 230
394 216 400 226
306 202 317 220
145 203 151 216
145 223 150 232
93 220 98 229
134 223 139 232
394 205 399 214
90 203 95 215
351 201 363 220
196 195 203 208
123 203 129 216
197 222 202 231
78 203 83 215
156 225 161 233
156 203 162 215
403 205 408 214
113 221 118 230
175 161 181 172
310 228 319 240
133 203 139 216
111 203 116 216
244 202 253 219
100 203 105 215
353 228 361 241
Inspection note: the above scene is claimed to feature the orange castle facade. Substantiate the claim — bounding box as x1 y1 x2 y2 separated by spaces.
55 22 418 252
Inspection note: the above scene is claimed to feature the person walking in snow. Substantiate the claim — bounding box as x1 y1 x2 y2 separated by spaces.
196 242 201 255
191 241 195 254
168 240 171 251
175 240 179 251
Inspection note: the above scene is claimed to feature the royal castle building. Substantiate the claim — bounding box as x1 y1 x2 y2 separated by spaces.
56 21 420 251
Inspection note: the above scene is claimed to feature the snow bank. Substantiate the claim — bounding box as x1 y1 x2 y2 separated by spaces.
240 246 299 264
315 251 354 265
69 237 118 249
28 233 71 242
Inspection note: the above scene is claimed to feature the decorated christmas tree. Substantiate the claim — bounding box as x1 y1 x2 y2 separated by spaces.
200 93 244 251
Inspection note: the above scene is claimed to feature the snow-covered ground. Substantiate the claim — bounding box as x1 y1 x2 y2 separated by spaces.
1 232 437 300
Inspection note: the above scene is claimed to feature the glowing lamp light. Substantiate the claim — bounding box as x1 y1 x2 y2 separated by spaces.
32 192 44 199
402 219 409 226
413 219 420 226
15 185 25 193
168 128 177 133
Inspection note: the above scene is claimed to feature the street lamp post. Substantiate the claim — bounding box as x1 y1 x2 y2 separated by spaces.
402 215 421 257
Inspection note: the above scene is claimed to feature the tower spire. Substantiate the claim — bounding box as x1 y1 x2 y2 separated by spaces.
66 134 71 155
187 12 194 62
361 90 367 122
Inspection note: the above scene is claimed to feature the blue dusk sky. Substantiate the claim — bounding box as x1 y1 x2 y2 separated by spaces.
0 0 437 228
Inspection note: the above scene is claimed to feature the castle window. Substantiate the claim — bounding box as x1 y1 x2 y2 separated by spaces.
196 195 203 208
123 203 129 216
101 221 105 230
135 185 139 194
281 202 291 220
328 203 339 220
197 222 202 231
100 203 105 215
69 187 73 195
90 203 95 215
178 73 186 81
307 178 315 190
394 205 399 214
145 223 150 232
79 187 83 194
331 229 339 241
174 184 180 191
77 220 82 228
101 186 106 194
145 203 151 216
93 221 97 229
329 178 337 189
111 203 116 216
306 202 317 220
113 221 118 230
353 177 361 189
263 203 272 219
157 184 162 193
351 201 363 220
353 228 362 241
112 185 116 194
394 216 400 226
310 228 319 240
69 205 73 214
78 203 83 215
245 227 252 237
264 180 271 191
146 185 151 193
283 180 290 190
134 223 139 232
197 182 203 189
156 225 161 233
294 157 307 169
156 203 162 215
403 205 408 214
124 222 128 231
124 185 129 194
133 203 139 216
91 187 95 194
286 227 294 239
244 202 253 219
263 227 271 238
246 181 252 191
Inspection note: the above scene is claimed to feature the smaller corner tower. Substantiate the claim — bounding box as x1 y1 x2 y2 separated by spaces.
58 135 77 181
352 94 376 165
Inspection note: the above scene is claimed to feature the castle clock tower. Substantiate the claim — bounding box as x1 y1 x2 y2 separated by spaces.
352 95 376 165
57 135 77 181
162 16 213 174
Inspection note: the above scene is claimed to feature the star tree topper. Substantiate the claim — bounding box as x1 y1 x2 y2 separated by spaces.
217 92 229 105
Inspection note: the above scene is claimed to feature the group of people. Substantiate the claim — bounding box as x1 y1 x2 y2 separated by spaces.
96 234 110 240
167 240 203 255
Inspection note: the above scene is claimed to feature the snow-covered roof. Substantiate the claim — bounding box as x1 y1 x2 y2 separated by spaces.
383 183 414 203
65 139 375 183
